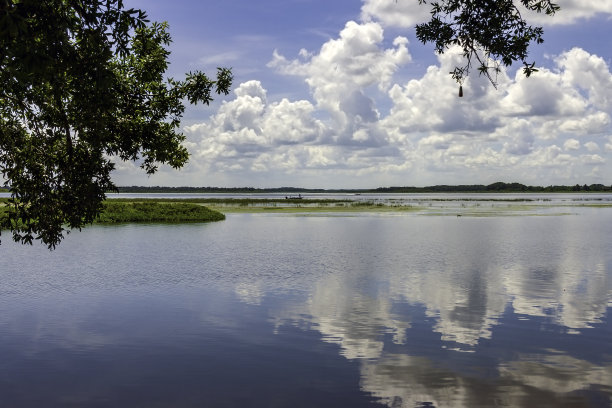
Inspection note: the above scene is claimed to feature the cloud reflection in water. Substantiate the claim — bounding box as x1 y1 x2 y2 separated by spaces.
263 214 612 406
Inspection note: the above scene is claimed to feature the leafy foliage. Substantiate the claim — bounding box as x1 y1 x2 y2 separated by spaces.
0 0 232 248
416 0 560 87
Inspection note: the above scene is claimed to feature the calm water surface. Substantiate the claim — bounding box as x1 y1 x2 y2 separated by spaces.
1 207 611 407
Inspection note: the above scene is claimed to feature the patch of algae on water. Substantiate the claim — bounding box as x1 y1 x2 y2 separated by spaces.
199 199 610 217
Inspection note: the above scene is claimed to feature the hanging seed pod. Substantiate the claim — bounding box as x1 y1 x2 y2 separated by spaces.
458 85 463 97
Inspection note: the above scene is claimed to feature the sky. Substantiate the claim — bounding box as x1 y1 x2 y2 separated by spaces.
116 0 612 188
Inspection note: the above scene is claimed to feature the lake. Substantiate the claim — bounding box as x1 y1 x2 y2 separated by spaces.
1 198 611 407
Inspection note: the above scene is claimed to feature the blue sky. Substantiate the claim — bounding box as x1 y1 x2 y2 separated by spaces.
117 0 612 188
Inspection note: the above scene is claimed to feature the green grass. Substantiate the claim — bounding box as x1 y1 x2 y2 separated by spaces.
573 203 612 208
0 201 225 226
0 202 224 237
104 197 612 215
95 202 225 223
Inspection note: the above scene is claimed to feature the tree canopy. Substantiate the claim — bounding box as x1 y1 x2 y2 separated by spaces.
1 0 562 247
415 0 560 88
0 0 232 248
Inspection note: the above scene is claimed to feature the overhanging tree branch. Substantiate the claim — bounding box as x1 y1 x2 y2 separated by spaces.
0 0 232 248
416 0 560 89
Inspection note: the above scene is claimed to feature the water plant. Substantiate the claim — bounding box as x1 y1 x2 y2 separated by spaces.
95 202 225 223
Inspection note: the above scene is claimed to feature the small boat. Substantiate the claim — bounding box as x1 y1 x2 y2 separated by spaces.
285 194 303 199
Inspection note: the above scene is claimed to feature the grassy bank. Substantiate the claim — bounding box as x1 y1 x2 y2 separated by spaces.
0 201 225 226
109 197 419 213
96 202 225 223
106 197 410 213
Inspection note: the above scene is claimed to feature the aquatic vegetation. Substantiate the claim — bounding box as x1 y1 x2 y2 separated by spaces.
110 197 350 205
95 202 225 223
0 202 224 236
3 196 611 227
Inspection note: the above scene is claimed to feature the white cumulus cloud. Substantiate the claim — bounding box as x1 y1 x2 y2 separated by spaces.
178 27 612 187
521 0 612 25
362 0 612 28
360 0 431 28
564 139 580 150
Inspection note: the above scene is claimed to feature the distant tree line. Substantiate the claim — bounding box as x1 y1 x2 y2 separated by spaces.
375 182 612 193
113 182 612 194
